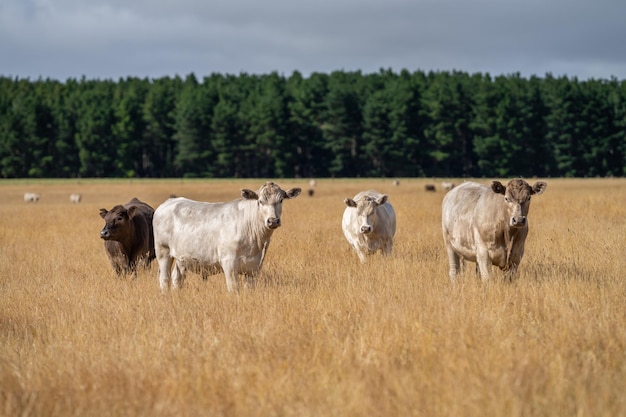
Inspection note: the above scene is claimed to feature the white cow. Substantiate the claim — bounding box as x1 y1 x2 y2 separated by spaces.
24 192 40 202
342 190 396 262
441 182 455 191
153 182 301 292
69 193 82 203
442 178 547 281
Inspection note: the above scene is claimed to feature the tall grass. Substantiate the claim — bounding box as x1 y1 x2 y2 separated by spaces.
1 178 625 417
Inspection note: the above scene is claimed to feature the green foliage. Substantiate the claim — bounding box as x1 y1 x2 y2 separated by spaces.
0 71 623 178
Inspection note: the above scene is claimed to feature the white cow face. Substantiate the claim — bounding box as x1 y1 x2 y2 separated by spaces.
492 179 547 228
241 182 302 229
345 194 388 234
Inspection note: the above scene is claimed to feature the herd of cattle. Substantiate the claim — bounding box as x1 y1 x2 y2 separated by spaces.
23 192 82 203
94 178 547 290
23 178 548 290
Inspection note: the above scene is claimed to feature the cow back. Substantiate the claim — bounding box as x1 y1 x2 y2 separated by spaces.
442 182 505 250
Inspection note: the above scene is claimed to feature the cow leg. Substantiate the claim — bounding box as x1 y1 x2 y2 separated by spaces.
224 270 239 292
221 259 239 292
475 248 492 281
382 239 393 256
172 263 186 288
356 248 367 263
503 263 519 281
446 244 461 281
244 273 256 289
156 247 172 290
140 254 153 270
112 262 124 277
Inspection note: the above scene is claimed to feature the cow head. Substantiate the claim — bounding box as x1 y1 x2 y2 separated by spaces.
241 182 302 229
491 179 547 228
99 205 138 241
344 194 388 235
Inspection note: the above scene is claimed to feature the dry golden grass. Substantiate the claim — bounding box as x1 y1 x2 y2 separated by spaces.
1 177 625 417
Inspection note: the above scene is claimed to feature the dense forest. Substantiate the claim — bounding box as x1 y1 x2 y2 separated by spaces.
0 70 624 179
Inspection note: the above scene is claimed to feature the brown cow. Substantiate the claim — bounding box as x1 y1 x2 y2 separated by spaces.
441 178 547 281
99 198 155 277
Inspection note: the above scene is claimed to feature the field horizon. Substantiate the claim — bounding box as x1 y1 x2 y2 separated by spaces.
1 177 625 416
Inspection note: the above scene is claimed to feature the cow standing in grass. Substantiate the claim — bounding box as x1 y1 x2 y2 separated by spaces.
441 178 547 281
342 190 396 263
99 198 155 278
24 192 40 202
153 182 301 292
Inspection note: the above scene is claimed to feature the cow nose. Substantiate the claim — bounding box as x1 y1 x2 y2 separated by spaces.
100 229 110 239
267 218 281 229
361 225 372 234
511 216 527 227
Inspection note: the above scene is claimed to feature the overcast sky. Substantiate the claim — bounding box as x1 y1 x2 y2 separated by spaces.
1 0 625 82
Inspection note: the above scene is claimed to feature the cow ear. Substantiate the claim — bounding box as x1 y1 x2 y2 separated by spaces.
491 181 506 195
241 189 258 200
127 206 137 218
376 195 388 205
531 181 547 195
99 209 108 219
285 188 302 199
344 198 357 207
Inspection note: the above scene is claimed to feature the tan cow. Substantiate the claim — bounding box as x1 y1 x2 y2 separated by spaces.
441 178 547 281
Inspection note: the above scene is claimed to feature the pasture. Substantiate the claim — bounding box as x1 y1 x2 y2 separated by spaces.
1 178 625 417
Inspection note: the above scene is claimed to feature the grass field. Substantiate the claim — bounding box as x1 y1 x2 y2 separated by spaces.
1 177 625 417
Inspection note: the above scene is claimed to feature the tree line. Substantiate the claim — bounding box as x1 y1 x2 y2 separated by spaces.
0 70 624 179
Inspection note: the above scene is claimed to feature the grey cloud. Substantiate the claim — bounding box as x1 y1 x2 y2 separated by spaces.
1 0 624 80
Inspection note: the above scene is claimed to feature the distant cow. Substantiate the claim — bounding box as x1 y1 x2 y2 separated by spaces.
441 179 547 281
309 179 317 188
24 192 40 202
307 189 315 197
99 198 156 277
441 182 455 191
425 184 436 192
342 190 396 263
153 182 302 292
69 193 82 203
392 179 400 186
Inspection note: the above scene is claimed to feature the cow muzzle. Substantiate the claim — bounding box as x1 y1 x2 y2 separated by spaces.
510 216 527 228
360 225 372 234
267 218 281 229
100 229 112 240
